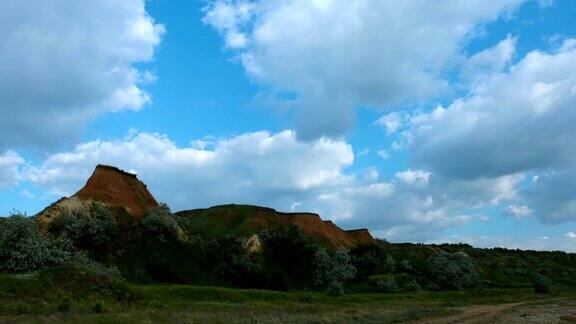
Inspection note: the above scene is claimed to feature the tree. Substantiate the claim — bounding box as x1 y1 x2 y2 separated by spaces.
533 273 553 294
48 203 119 260
139 204 179 242
313 249 356 296
427 251 478 290
350 244 395 280
0 214 78 272
260 225 319 289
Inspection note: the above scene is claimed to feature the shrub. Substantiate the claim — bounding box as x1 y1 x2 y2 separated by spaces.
140 204 179 242
37 263 131 301
298 290 313 303
57 299 71 313
399 259 413 272
427 251 478 290
313 248 356 295
350 244 395 279
373 275 398 293
0 214 79 272
326 281 345 296
48 203 120 260
533 274 552 294
405 280 421 292
260 225 319 289
92 301 104 313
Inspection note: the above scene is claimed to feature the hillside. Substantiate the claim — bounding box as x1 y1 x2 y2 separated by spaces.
175 204 375 249
36 165 159 230
73 165 158 218
34 165 375 249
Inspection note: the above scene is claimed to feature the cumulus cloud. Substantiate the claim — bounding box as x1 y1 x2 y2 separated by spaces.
385 37 576 224
203 0 524 138
377 112 405 135
395 169 431 187
410 40 576 180
521 169 576 223
0 0 164 149
460 36 517 84
25 130 354 209
0 152 24 189
506 204 533 220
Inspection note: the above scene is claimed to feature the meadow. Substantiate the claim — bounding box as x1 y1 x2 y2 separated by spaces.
0 265 573 323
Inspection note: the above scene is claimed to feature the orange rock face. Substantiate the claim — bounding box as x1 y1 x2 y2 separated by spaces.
73 165 159 219
345 229 378 246
36 165 160 231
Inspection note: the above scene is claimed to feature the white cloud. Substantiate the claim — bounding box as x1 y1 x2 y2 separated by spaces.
506 204 533 220
460 36 517 84
0 0 164 149
566 232 576 239
0 151 24 189
377 112 404 135
203 0 524 138
25 130 354 210
395 169 431 187
402 39 576 224
410 41 576 180
377 150 389 160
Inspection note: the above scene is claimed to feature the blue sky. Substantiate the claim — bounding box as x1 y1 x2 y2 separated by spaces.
1 0 575 251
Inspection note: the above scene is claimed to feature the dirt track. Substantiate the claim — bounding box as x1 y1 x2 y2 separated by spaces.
413 299 576 323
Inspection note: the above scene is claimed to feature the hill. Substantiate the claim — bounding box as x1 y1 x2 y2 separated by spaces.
35 165 375 249
175 204 375 249
36 165 159 230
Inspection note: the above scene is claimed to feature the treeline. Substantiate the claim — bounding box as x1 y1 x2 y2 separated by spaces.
0 204 566 295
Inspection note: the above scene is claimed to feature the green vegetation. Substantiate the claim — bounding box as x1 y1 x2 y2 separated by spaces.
0 266 572 323
0 204 575 321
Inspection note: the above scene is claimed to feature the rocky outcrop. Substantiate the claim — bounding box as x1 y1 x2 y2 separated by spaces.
346 229 378 246
73 165 158 218
36 165 159 230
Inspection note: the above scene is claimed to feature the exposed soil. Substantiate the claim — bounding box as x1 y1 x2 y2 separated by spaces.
346 228 378 245
36 165 159 230
413 299 576 323
285 214 356 248
73 165 158 219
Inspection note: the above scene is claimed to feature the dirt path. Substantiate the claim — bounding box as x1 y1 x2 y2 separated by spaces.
412 299 576 324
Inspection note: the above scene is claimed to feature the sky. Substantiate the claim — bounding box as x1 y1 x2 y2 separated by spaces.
1 0 575 252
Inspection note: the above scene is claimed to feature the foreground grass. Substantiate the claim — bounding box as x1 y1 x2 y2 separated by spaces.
0 272 573 323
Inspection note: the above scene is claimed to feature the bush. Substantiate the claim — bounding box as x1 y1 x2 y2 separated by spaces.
57 299 71 313
405 280 421 292
326 281 345 296
533 274 552 294
0 214 79 272
350 244 395 279
313 249 356 295
297 290 313 303
373 275 398 293
37 263 131 301
399 260 413 272
427 251 478 290
48 203 120 260
140 204 180 242
92 301 104 313
260 225 319 289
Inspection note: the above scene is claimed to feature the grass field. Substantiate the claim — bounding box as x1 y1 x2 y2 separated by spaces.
0 270 573 323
